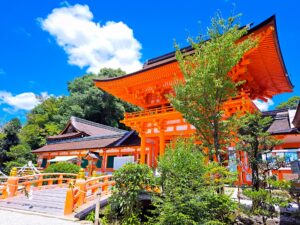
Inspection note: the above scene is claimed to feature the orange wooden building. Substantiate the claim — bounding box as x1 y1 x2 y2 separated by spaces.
263 105 300 181
32 16 299 183
93 16 297 183
33 116 141 174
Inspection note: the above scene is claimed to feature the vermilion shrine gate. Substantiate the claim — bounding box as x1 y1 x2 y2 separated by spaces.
32 16 299 185
94 16 294 184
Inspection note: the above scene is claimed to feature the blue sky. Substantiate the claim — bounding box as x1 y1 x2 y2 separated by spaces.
0 0 299 125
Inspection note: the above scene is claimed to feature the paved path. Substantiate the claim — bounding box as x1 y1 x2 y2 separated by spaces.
0 187 68 216
0 209 81 225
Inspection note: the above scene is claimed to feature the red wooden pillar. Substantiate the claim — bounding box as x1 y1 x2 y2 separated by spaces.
77 154 82 167
148 144 152 167
154 138 159 167
159 130 165 158
140 135 146 164
101 151 107 173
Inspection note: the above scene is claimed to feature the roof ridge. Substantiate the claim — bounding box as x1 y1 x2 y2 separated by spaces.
47 132 83 140
46 133 126 145
94 15 286 85
262 108 288 116
71 116 127 133
143 17 275 66
114 130 135 146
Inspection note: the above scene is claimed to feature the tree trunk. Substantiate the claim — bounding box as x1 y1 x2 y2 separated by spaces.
252 143 260 191
252 161 259 191
213 117 223 165
297 195 300 212
262 216 267 225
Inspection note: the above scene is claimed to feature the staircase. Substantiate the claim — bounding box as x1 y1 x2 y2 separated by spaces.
0 169 115 217
0 188 68 216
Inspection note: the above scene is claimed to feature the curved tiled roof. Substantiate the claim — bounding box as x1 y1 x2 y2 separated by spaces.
59 116 127 137
32 133 130 153
263 106 300 134
292 103 300 128
94 15 292 89
32 117 136 153
47 132 84 141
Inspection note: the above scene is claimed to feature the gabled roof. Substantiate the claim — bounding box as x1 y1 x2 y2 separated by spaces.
263 106 300 135
32 131 141 153
33 116 141 153
94 15 293 107
112 130 141 147
292 102 300 128
49 116 127 141
47 132 84 141
32 134 125 153
33 117 134 153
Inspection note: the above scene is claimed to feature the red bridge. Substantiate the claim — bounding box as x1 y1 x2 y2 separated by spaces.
0 168 115 217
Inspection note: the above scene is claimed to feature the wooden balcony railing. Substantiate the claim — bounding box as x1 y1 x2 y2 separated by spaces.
124 105 176 119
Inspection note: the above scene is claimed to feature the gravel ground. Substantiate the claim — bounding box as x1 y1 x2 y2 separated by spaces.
0 209 82 225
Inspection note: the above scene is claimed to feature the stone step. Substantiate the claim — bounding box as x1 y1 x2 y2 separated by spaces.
14 194 67 202
0 188 69 216
0 203 64 215
0 199 64 209
1 198 65 208
0 204 64 215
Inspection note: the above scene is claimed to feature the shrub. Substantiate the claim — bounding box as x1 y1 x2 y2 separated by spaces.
243 188 288 225
151 138 237 225
108 163 155 224
86 210 95 222
43 162 80 174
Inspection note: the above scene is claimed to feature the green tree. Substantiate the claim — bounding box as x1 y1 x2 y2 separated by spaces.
237 113 291 225
151 138 237 225
1 118 21 150
237 112 282 191
21 68 138 150
169 13 257 164
0 133 5 142
20 97 62 149
276 96 300 109
0 118 21 168
59 68 138 129
4 144 34 172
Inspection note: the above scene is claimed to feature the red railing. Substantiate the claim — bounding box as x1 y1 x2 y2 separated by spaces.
64 170 115 215
0 177 8 198
18 173 78 194
0 168 116 216
124 105 176 119
0 170 78 199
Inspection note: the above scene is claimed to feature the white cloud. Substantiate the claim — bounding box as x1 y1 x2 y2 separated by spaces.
0 91 51 111
253 98 274 111
2 107 18 114
39 4 142 73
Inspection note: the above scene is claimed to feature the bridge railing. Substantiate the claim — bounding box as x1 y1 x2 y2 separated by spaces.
0 177 8 198
0 167 116 215
0 167 78 199
18 173 78 194
64 169 115 215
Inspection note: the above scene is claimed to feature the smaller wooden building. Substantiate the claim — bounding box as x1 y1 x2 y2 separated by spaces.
263 103 300 181
32 116 141 174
